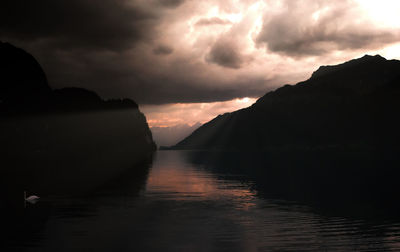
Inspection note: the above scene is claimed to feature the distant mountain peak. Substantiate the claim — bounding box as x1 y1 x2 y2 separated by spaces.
361 54 386 59
311 54 387 79
353 54 387 65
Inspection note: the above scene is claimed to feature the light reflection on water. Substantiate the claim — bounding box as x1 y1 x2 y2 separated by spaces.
147 151 257 210
6 150 400 251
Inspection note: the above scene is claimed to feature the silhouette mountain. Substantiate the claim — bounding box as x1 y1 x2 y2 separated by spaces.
51 87 139 112
174 55 400 153
173 56 400 211
0 41 141 114
0 42 51 104
0 42 156 198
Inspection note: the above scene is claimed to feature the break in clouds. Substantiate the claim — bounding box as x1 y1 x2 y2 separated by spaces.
0 0 399 104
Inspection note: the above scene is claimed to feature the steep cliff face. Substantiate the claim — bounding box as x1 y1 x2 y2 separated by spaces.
174 55 400 152
0 42 156 195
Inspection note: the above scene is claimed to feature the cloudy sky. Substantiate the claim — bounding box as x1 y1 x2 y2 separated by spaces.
1 0 400 144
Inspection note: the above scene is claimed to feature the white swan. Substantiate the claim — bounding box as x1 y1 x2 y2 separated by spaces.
24 191 40 205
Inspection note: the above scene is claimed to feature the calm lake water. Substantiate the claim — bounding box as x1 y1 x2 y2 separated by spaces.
4 150 400 251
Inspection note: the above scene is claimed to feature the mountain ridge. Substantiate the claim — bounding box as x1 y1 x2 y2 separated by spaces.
0 41 140 115
173 54 400 151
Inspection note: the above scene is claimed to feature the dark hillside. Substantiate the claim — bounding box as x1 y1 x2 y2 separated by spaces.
174 55 400 153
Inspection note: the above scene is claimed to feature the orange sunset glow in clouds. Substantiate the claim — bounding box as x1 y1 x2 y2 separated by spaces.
143 97 256 128
138 0 400 144
138 0 400 94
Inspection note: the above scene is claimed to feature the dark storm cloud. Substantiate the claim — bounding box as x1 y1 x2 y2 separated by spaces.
153 45 174 55
19 41 270 104
0 0 267 105
1 0 398 105
95 59 271 104
155 0 186 8
196 17 232 26
0 0 156 51
206 39 245 69
132 79 270 104
256 0 400 57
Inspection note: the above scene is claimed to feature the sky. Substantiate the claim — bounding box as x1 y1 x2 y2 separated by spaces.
1 0 400 145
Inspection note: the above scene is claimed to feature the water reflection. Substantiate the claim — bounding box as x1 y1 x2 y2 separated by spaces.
182 150 400 218
147 151 257 210
3 150 400 251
